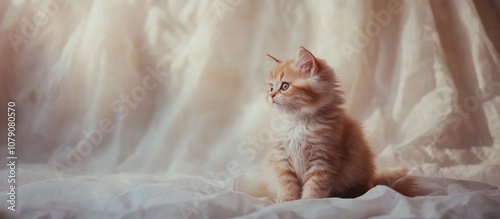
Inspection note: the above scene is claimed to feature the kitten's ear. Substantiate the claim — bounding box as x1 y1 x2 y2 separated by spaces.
296 47 318 75
267 54 281 63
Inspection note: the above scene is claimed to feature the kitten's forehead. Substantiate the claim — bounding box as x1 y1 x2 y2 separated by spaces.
268 60 302 81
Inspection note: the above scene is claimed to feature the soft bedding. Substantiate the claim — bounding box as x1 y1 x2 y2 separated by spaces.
1 0 500 218
0 171 498 218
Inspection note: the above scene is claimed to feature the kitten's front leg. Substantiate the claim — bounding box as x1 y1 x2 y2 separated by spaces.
274 158 301 203
301 158 335 199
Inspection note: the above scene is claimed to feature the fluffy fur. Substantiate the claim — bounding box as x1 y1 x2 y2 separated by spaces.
260 47 417 203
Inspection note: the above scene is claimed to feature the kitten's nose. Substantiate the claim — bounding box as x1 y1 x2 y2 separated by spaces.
270 92 277 98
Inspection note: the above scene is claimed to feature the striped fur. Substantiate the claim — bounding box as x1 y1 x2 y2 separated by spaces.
262 47 418 203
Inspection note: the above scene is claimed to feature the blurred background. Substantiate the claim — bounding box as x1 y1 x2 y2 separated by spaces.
1 0 500 191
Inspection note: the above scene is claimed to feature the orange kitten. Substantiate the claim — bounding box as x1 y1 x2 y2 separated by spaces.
261 47 417 203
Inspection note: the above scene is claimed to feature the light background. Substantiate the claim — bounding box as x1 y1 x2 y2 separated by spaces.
0 0 500 218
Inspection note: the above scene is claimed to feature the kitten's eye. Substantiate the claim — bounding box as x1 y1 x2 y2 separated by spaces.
281 82 290 91
270 87 274 92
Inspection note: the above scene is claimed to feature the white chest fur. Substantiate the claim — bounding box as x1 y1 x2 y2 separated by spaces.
278 118 314 182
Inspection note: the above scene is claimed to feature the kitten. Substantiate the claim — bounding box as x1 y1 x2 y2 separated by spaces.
261 47 417 203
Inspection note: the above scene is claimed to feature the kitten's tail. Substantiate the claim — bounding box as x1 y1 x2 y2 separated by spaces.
373 170 419 197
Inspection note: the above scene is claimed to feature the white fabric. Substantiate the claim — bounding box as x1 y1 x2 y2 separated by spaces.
0 171 499 218
1 0 500 218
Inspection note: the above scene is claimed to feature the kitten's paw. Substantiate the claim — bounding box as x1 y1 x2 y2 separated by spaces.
301 193 328 200
274 196 297 203
300 196 318 200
